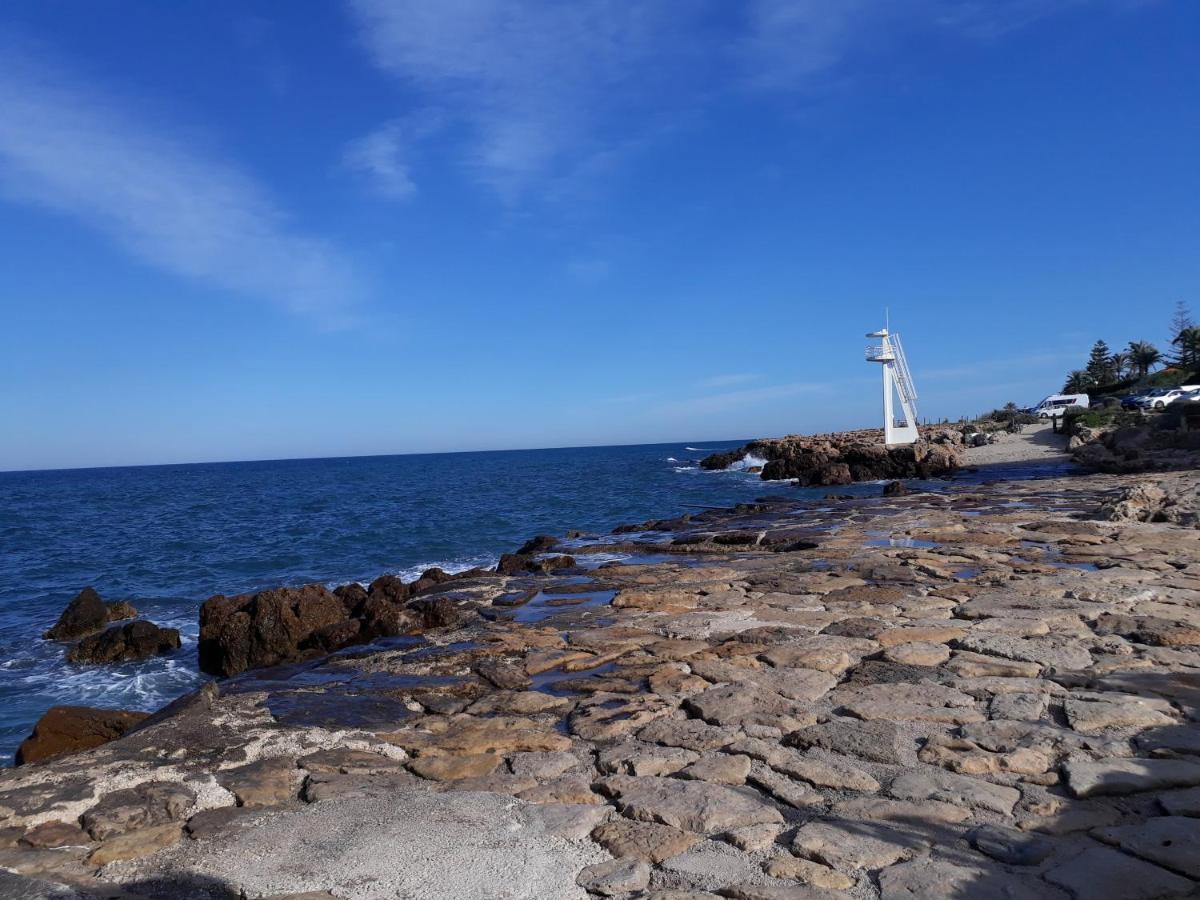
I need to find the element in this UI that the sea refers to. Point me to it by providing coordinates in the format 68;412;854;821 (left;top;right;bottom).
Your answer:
0;441;1067;763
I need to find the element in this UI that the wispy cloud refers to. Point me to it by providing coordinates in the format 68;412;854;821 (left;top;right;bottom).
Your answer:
347;1;1129;203
655;381;832;418
0;38;362;326
343;111;444;201
345;0;701;203
919;350;1082;383
740;0;1114;90
699;373;762;389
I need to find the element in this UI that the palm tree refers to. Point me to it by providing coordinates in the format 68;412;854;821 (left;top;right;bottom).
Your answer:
1063;370;1092;393
1171;327;1200;369
1128;340;1163;379
1110;351;1131;380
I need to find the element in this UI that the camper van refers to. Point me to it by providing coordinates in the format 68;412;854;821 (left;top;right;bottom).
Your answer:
1031;394;1089;419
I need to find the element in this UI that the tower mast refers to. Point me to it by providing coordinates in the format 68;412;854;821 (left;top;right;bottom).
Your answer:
865;323;920;446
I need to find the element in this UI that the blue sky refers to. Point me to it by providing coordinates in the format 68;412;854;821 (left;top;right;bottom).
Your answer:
1;0;1197;470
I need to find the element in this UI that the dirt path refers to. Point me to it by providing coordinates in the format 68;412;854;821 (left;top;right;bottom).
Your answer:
962;421;1070;466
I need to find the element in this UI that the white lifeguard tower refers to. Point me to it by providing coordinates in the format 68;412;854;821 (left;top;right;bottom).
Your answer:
866;322;920;446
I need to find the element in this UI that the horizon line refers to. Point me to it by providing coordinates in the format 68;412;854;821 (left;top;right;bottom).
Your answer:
0;436;752;477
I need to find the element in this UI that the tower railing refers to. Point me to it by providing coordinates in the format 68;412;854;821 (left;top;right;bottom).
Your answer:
890;333;918;407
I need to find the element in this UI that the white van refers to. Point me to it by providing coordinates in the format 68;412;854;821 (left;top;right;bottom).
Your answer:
1032;394;1089;419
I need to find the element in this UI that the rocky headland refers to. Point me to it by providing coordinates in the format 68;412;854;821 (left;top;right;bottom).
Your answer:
3;461;1200;898
700;429;963;485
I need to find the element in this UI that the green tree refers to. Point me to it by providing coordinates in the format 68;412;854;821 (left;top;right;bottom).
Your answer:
1063;370;1093;393
1085;340;1115;385
1128;340;1162;378
1110;350;1131;380
1171;300;1193;341
1172;326;1200;370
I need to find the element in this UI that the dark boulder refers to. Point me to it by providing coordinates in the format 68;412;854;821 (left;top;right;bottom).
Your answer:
334;582;369;614
105;601;138;622
409;567;453;595
367;574;410;605
43;587;108;640
15;706;149;765
359;596;421;640
702;430;960;485
67;620;181;664
882;480;910;497
44;588;143;642
302;619;364;654
408;596;470;630
517;535;559;555
198;584;348;677
496;553;533;576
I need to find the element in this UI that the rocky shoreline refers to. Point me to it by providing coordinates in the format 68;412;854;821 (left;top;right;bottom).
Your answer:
2;463;1200;899
699;429;963;485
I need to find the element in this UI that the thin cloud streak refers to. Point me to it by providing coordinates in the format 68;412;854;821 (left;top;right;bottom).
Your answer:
0;41;362;327
346;1;1128;203
699;373;762;389
655;381;832;418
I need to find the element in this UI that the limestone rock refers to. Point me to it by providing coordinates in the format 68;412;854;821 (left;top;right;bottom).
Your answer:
577;857;650;896
723;823;783;852
878;856;1065;900
88;823;182;866
637;718;741;752
968;825;1056;866
787;720;907;765
1044;846;1193;899
1063;758;1200;798
19;821;90;849
764;856;853;890
680;753;751;786
591;819;702;863
81;781;196;840
1096;817;1200;878
888;770;1019;815
1063;693;1175;734
790;821;922;872
601;775;783;834
956;634;1092;672
883;642;951;667
408;754;502;782
685;684;815;731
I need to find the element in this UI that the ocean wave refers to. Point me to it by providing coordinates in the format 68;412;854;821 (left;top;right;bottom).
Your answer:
666;457;678;462
726;453;768;472
684;447;716;452
361;554;499;587
673;466;698;472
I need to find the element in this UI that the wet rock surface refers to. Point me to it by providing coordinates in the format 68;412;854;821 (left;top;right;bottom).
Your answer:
4;466;1200;897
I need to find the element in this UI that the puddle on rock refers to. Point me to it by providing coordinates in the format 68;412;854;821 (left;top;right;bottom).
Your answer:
509;590;617;624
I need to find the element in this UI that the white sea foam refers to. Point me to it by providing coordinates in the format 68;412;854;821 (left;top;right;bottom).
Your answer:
685;447;716;451
673;466;698;472
727;453;768;472
666;457;678;462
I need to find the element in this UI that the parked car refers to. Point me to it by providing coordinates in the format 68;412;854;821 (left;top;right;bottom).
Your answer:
1121;389;1159;409
1142;385;1200;409
1031;393;1090;419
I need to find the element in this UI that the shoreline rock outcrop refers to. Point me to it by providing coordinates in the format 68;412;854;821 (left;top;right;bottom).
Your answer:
67;621;182;665
8;465;1200;899
701;428;963;485
1073;422;1200;473
14;706;149;765
43;587;138;642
